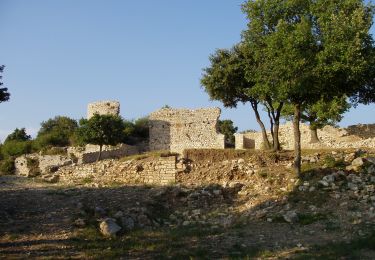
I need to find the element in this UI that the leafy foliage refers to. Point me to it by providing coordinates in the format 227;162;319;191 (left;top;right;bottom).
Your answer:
0;65;10;103
1;140;32;158
36;116;78;147
5;128;31;143
75;114;125;160
0;158;15;175
218;120;238;148
241;0;375;174
122;117;149;144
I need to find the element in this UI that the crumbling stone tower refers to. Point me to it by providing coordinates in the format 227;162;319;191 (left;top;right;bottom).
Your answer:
87;101;120;119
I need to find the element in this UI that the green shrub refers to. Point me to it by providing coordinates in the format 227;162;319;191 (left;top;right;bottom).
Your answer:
26;157;40;176
323;155;346;169
1;140;32;158
0;158;15;175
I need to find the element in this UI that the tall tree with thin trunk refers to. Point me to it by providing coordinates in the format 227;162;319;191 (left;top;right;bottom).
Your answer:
242;0;375;175
201;45;274;150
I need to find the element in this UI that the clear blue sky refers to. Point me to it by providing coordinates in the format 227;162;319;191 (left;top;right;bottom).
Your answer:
0;0;374;142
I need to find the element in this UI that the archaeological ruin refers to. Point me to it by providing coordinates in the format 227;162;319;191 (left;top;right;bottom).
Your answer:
87;100;120;119
149;107;225;154
235;122;375;150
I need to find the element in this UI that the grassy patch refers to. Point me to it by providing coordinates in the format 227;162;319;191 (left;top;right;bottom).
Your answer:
70;225;222;259
293;229;375;259
298;213;328;225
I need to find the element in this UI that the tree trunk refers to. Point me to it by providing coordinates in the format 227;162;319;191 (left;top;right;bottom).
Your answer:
309;126;320;143
272;102;283;151
96;144;103;162
251;102;271;150
293;104;302;176
273;123;280;151
267;108;275;148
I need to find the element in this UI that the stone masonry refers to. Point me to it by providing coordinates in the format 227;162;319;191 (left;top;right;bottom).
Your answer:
149;108;225;154
87;100;120;119
15;154;72;177
235;122;375;150
58;156;177;185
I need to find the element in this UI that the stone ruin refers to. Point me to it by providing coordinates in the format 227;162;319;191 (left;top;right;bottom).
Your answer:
87;100;120;119
149;107;225;154
235;122;375;150
12;99;375;186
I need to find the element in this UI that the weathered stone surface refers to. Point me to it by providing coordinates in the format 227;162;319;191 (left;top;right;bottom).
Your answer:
149;107;225;154
99;218;121;237
235;122;375;150
283;211;299;223
87;100;120;119
15;154;72;177
58;156;177;186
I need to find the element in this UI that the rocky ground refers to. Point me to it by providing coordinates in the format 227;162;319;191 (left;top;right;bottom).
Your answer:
1;149;375;259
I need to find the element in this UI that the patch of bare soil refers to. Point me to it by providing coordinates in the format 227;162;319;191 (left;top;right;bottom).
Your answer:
1;149;375;259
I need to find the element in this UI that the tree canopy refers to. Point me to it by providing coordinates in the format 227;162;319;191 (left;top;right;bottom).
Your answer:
76;114;125;161
218;120;238;148
0;65;10;103
241;0;374;175
36;116;78;147
5;128;31;143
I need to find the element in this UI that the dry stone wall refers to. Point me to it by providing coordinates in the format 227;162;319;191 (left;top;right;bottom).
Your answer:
235;122;375;150
15;154;72;177
87;100;120;119
149;108;225;154
58;156;177;185
68;144;139;164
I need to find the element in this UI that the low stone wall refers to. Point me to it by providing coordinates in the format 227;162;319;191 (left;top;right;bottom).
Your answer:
67;144;140;164
235;123;375;150
58;156;177;185
15;154;72;177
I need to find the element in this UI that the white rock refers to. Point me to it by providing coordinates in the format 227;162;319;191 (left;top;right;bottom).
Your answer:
352;157;365;167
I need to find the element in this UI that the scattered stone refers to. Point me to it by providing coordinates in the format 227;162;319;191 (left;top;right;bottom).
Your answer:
283;211;299;223
99;218;121;237
114;211;124;218
121;216;135;231
352;157;365;167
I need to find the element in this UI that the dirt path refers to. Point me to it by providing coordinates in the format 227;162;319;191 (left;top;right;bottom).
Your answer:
0;176;152;259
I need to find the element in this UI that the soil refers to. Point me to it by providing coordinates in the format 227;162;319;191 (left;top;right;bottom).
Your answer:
1;150;375;259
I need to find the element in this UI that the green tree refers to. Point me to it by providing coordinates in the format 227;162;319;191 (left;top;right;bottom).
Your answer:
5;128;31;143
282;97;351;143
76;114;125;161
36;116;78;147
0;65;10;103
201;45;274;150
242;0;374;175
218;120;238;148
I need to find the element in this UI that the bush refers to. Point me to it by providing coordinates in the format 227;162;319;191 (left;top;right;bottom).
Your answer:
36;132;71;148
1;140;32;158
0;158;15;175
36;116;78;148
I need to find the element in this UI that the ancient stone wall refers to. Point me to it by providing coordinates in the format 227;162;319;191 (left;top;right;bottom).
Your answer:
58;156;177;185
149;108;225;154
235;122;375;150
87;100;120;119
15;154;72;177
67;144;139;164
